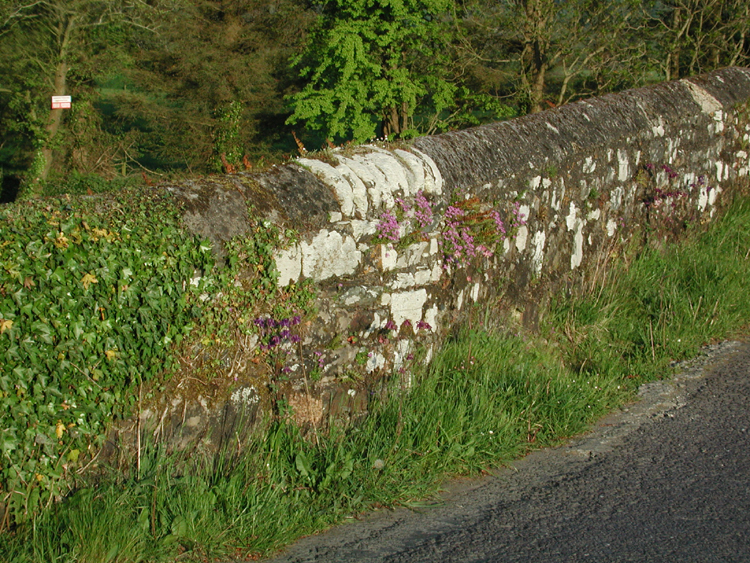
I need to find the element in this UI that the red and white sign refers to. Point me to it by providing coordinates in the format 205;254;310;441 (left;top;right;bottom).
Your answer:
51;96;72;109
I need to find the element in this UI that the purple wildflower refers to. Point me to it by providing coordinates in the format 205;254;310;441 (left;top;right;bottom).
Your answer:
445;205;464;220
385;319;397;331
416;320;431;331
377;210;401;242
414;191;433;228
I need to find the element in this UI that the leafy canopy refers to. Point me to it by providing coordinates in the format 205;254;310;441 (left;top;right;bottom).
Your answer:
287;0;457;143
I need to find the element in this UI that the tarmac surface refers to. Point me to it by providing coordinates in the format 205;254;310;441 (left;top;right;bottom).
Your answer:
265;340;750;563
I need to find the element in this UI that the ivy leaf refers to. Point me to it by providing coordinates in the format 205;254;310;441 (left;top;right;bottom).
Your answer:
81;273;98;290
0;318;12;334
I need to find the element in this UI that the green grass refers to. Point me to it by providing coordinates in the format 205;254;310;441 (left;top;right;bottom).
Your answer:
3;195;750;562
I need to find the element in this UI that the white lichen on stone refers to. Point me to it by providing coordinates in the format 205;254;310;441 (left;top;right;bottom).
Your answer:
682;80;723;115
379;244;398;271
275;244;302;286
515;225;528;252
390;289;428;328
301;230;361;280
607;219;617;237
366;352;386;373
532;230;546;275
390;273;416;290
231;386;259;406
470;282;480;302
617;149;630;182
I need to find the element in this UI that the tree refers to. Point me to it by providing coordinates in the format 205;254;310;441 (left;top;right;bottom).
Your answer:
0;0;165;195
287;0;484;143
115;0;316;173
645;0;750;81
458;0;649;114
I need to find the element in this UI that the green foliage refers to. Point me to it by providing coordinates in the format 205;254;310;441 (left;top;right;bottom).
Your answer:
0;191;214;524
287;0;474;143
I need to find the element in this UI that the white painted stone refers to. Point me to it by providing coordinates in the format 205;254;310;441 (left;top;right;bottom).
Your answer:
297;158;355;217
698;187;709;211
390;289;428;328
530;176;542;189
431;262;443;282
515;225;528;252
275;244;302;286
366;352;386;373
390;273;416;290
424;305;438;333
456;289;465;311
571;222;584;270
607;219;617;237
587;209;601;221
610;186;624;210
381;293;391;306
652;116;665;137
348;154;392;210
409;148;443;195
470;282;480;302
414;269;432;286
366;149;411;197
380;244;398;271
301;230;361;280
617;149;629;182
393;339;413;370
532;230;546;275
583;157;596;174
566;202;578;231
393;149;426;196
737;150;748;160
503;238;511;254
333;160;369;217
329;212;342;223
682;80;723;115
715;161;724;183
542;178;552;189
351;220;377;240
400;241;429;268
430;237;439;255
519;204;530;223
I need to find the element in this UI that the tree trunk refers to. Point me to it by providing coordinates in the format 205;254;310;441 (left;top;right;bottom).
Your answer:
39;14;75;182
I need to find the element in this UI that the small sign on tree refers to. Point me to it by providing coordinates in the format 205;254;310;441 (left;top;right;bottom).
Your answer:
51;96;72;109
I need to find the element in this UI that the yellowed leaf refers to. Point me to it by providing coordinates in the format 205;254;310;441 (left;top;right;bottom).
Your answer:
0;319;12;334
105;349;117;361
55;421;65;439
81;273;98;290
54;232;69;249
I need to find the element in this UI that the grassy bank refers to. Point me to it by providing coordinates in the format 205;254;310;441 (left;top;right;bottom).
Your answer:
3;195;750;562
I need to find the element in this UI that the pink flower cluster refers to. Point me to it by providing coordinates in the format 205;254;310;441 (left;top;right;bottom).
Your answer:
414;191;433;228
442;205;492;268
376;210;401;242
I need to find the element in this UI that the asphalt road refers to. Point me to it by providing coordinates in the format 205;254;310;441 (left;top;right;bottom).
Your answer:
265;340;750;563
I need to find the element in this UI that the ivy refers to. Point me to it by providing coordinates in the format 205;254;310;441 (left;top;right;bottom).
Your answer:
0;190;214;524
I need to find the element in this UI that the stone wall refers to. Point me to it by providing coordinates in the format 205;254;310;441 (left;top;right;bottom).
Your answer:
129;68;750;451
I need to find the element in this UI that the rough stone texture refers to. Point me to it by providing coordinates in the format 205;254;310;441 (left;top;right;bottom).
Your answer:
126;67;750;451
